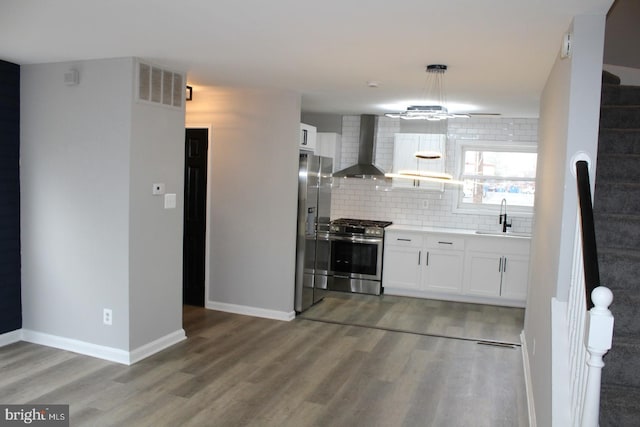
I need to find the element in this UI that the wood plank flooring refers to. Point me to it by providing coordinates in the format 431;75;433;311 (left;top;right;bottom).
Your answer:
0;303;529;426
302;291;525;345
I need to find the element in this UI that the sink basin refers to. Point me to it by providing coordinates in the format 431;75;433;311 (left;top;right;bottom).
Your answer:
474;231;532;238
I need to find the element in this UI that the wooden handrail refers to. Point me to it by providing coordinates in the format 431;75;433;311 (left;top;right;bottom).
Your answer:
575;160;600;310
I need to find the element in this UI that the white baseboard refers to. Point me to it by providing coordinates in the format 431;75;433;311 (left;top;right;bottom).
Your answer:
22;329;130;365
21;328;186;365
0;329;23;347
129;329;186;365
551;298;571;427
520;331;537;427
206;301;295;321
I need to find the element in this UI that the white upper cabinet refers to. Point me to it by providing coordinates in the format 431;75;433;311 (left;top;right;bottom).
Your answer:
391;133;446;191
299;123;317;151
315;132;342;171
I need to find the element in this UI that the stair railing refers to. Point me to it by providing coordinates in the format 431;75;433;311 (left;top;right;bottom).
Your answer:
568;159;614;427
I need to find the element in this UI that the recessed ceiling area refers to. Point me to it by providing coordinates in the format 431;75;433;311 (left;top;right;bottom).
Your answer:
0;0;613;117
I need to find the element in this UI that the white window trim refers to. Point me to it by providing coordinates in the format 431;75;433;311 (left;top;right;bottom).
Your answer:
452;140;537;217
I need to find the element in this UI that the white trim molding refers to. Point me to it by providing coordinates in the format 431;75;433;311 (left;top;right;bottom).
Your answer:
0;329;23;347
22;329;130;364
521;331;537;427
20;328;186;365
129;329;187;365
206;300;295;322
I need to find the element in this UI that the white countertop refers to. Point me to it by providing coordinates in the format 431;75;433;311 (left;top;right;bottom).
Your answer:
387;224;532;239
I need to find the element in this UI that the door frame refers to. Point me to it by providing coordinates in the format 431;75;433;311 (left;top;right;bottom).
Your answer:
185;123;213;309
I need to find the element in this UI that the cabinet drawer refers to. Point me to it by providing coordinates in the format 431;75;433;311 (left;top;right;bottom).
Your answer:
425;235;465;251
385;232;423;248
466;236;530;255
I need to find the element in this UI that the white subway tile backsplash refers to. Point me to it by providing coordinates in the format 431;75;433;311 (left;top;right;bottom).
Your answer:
331;116;538;232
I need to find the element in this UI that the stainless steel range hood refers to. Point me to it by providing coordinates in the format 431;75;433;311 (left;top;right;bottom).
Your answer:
332;114;386;178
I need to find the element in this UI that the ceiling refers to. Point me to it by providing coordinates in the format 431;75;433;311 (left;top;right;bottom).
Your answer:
0;0;613;117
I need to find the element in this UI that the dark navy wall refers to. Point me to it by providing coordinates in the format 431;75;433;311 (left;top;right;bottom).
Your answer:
0;59;21;334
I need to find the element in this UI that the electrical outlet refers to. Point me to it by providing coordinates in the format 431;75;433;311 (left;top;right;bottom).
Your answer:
103;308;113;326
422;200;429;209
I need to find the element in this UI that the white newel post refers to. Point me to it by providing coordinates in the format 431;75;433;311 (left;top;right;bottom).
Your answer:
581;286;614;427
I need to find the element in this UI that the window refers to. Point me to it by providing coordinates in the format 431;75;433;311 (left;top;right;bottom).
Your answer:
456;143;537;213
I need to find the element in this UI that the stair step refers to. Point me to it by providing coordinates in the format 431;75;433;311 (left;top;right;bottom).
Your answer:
600;384;640;427
608;290;640;337
595;154;640;182
598;129;640;155
602;71;621;85
602;336;640;388
599;248;640;292
602;84;640;106
595;213;640;251
600;106;640;129
594;182;640;214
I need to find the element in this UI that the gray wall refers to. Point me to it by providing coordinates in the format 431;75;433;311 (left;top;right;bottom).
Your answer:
21;58;132;349
300;113;342;133
20;57;185;352
604;0;640;68
129;88;185;349
524;14;606;426
186;87;300;315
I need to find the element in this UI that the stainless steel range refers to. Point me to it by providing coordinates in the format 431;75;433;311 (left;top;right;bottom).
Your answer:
317;218;392;296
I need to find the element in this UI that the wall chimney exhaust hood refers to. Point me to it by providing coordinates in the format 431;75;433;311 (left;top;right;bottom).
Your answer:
333;115;386;178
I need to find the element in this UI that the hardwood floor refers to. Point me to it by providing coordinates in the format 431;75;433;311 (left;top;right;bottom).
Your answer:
300;291;525;344
0;303;529;426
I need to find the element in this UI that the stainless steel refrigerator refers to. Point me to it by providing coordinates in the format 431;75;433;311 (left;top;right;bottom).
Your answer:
295;152;332;313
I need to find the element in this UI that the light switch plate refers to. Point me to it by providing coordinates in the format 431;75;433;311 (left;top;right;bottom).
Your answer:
164;193;177;209
152;183;165;195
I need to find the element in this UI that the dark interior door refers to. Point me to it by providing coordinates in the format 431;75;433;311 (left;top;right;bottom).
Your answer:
183;128;208;306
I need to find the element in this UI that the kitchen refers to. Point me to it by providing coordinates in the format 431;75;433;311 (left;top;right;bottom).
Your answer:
295;112;538;322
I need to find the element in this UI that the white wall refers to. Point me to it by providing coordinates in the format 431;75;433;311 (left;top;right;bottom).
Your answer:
331;116;538;233
524;14;607;426
186;87;300;318
21;57;186;358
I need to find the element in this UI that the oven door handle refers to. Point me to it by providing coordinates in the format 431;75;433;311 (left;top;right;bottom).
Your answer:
328;235;383;244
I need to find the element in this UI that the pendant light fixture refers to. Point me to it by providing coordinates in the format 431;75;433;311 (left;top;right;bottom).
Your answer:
385;64;469;121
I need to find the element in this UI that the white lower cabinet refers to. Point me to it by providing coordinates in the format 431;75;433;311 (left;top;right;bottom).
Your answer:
383;244;422;290
383;229;530;307
383;232;464;295
423;236;464;293
463;237;530;305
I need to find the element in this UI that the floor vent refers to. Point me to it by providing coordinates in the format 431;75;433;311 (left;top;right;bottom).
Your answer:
137;61;184;109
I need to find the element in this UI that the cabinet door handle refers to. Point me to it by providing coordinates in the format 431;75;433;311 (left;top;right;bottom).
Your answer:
302;129;308;146
426;251;429;266
397;238;412;242
498;257;502;272
418;251;421;265
503;257;507;272
438;241;453;245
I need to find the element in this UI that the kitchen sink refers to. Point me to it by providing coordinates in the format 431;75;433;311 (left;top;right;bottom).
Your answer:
474;231;532;238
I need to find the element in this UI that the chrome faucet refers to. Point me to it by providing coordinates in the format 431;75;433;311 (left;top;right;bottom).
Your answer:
499;198;512;233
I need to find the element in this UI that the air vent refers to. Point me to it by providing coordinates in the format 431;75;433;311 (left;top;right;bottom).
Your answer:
137;61;184;109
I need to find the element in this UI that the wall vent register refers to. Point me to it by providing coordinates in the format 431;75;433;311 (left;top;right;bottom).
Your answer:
137;61;184;109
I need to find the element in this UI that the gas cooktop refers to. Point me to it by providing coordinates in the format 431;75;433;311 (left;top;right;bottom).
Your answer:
329;218;393;237
331;218;393;228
